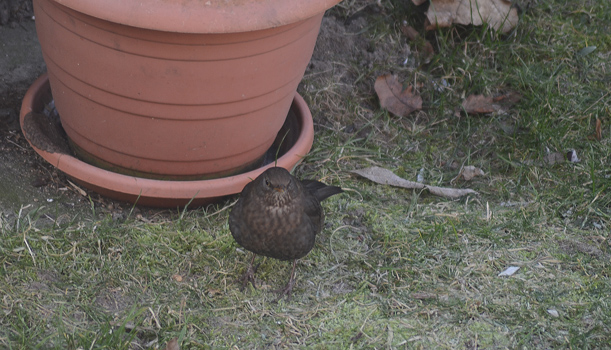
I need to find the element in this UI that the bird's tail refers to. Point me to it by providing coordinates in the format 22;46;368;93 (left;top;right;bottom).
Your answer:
302;180;343;202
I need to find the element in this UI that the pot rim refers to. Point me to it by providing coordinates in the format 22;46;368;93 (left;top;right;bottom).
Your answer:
50;0;342;33
20;73;315;207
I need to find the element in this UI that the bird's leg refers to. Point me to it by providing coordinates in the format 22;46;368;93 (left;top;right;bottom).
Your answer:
274;260;297;302
240;253;258;290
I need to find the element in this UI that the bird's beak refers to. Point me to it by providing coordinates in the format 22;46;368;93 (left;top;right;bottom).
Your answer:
273;187;284;193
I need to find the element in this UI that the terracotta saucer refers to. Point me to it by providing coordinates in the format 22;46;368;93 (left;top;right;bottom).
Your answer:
20;74;314;208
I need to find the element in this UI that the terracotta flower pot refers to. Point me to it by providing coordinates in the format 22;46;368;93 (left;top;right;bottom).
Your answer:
32;0;341;179
20;73;316;207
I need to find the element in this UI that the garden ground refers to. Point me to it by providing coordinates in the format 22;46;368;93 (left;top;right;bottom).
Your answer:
1;0;610;348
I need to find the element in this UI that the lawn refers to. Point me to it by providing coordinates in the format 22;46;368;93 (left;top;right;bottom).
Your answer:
1;0;610;348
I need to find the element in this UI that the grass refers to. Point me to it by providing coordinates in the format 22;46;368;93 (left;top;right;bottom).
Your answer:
1;0;610;348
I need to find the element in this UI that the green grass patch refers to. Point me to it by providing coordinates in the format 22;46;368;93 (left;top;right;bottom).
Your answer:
2;0;610;348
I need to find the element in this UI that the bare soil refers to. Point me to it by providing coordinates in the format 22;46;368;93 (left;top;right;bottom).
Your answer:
0;10;66;224
0;2;168;224
0;0;32;26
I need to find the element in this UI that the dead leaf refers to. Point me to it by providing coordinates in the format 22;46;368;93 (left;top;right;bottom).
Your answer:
400;24;420;42
374;74;423;117
522;151;570;167
164;338;180;350
558;239;603;257
351;166;477;199
399;24;435;62
426;185;479;198
542;152;565;166
171;274;183;282
462;95;496;114
207;288;222;297
493;91;521;105
352;166;425;189
461;92;520;115
589;118;602;140
558;239;605;257
411;292;440;300
424;0;519;34
458;165;485;181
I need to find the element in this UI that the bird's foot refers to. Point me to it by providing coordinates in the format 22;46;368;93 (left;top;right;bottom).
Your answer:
240;262;259;291
273;277;295;302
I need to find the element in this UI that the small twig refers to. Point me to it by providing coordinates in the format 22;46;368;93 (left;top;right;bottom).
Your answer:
203;199;236;219
67;179;87;197
16;204;32;230
149;307;161;329
6;138;26;150
582;91;610;114
47;241;77;257
23;225;36;266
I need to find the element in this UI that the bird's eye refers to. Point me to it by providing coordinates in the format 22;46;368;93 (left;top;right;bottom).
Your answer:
264;179;270;187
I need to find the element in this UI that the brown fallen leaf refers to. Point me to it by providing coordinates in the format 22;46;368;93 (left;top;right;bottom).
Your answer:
493;91;521;105
164;337;180;350
399;23;435;63
426;185;478;198
351;166;477;199
542;152;565;166
458;165;485;181
171;274;183;282
400;23;420;41
588;118;602;140
31;177;49;188
353;166;426;189
411;292;443;300
594;118;603;141
374;74;423;117
461;92;520;115
424;0;519;34
462;94;496;114
522;151;566;167
558;239;604;257
207;288;222;297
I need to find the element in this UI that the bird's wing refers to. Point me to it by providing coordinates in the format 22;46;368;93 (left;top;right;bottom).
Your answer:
302;194;324;234
228;180;256;243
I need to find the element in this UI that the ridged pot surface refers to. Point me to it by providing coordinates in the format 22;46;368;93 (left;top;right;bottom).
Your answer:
51;0;342;33
33;0;330;179
20;74;316;208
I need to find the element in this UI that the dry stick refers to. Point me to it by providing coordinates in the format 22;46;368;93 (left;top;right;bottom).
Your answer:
23;225;36;266
583;91;610;114
275;129;291;167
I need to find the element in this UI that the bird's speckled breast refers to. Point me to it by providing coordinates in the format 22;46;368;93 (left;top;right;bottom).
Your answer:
247;199;316;260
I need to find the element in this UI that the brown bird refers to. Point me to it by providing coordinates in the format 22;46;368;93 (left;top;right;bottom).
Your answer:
229;167;343;300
